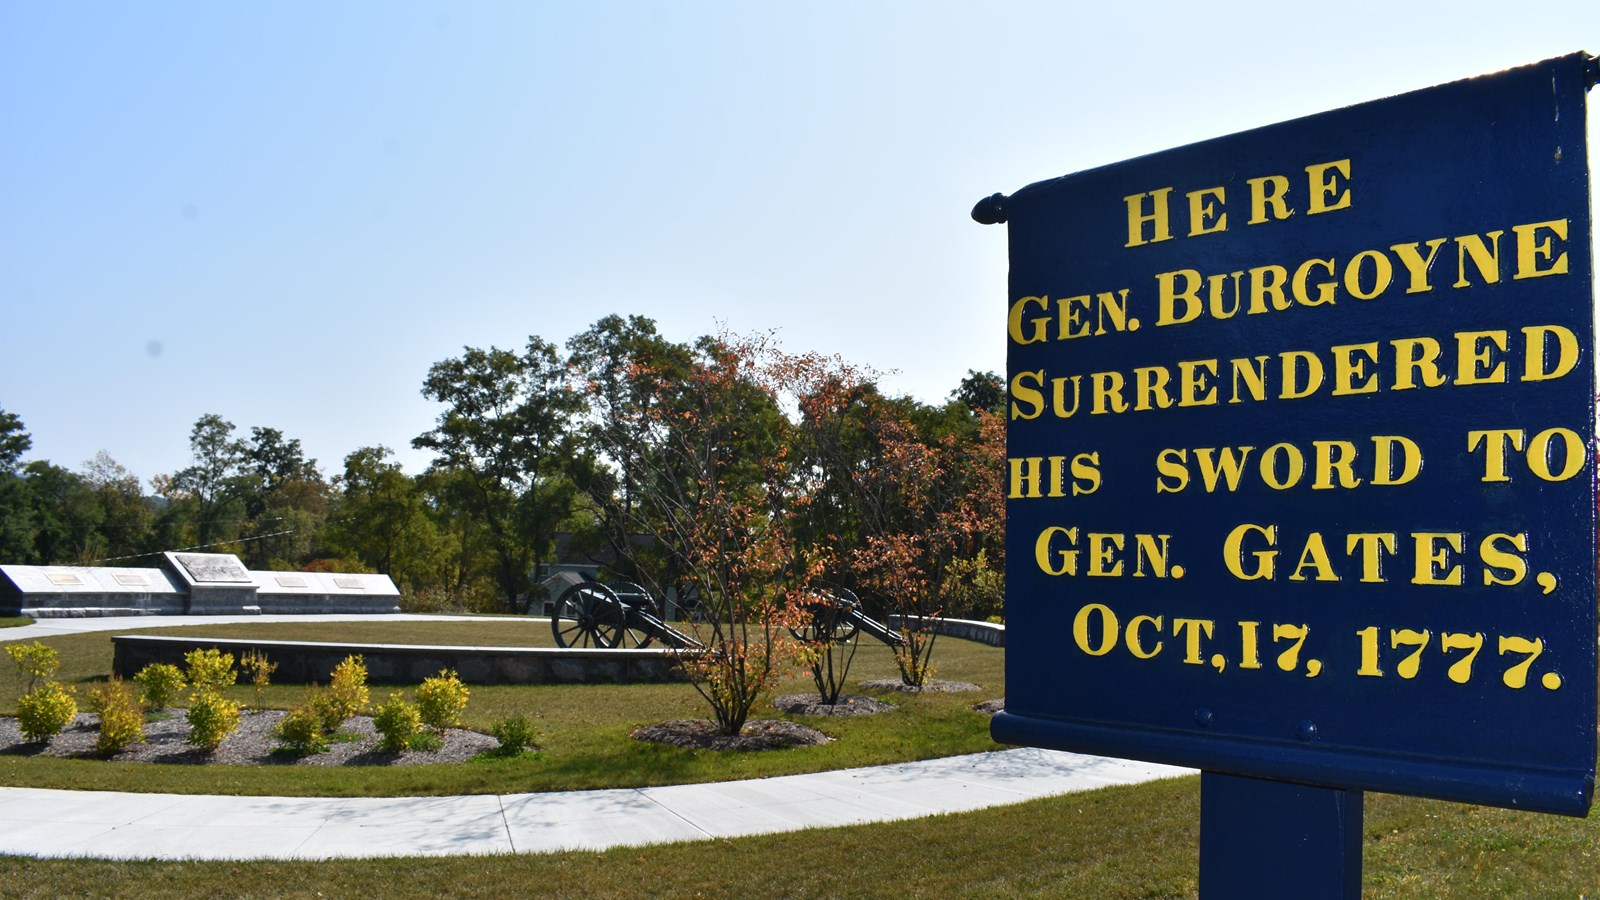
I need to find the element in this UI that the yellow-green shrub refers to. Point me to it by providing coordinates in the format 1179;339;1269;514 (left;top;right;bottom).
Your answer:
275;703;327;755
183;648;237;693
133;663;187;710
185;690;240;751
371;692;421;753
87;678;145;756
416;670;470;730
240;650;277;710
303;686;343;733
326;655;370;723
6;641;60;692
16;681;77;742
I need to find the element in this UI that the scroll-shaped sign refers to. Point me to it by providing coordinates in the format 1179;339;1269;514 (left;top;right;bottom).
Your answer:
992;53;1597;815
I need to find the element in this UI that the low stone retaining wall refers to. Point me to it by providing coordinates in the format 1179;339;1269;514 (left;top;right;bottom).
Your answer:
111;634;687;685
888;615;1005;648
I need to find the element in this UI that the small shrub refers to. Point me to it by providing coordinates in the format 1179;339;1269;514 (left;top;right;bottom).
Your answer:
371;692;421;753
326;655;370;723
240;650;277;710
490;715;537;754
275;703;327;755
16;681;77;742
304;686;344;734
185;689;241;751
416;670;470;730
408;729;444;751
183;648;237;693
6;641;60;692
133;663;187;710
87;678;145;756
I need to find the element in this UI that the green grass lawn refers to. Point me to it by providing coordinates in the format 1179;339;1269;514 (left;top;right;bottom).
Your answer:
0;620;1004;796
2;778;1598;898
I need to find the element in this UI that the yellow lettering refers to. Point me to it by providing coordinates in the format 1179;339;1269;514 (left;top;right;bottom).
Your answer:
1306;159;1352;214
1347;533;1397;583
1454;231;1505;287
1035;526;1079;576
1413;533;1464;586
1512;219;1568;280
1480;533;1528;586
1156;269;1204;325
1008;295;1051;345
1389;238;1448;293
1125;188;1175;247
1247;174;1293;224
1009;370;1045;421
1288;532;1340;581
1455;330;1507;385
1127;614;1164;659
1224;523;1277;580
1330;342;1379;395
1155;448;1189;494
1072;603;1117;656
1187;186;1227;236
1522;325;1578;382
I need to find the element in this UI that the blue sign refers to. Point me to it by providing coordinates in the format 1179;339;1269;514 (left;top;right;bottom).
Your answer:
991;53;1597;815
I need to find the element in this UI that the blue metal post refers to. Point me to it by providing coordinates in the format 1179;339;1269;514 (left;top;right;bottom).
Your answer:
1200;772;1362;899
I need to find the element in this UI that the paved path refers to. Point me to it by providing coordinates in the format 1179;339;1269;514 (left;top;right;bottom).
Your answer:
0;615;1194;861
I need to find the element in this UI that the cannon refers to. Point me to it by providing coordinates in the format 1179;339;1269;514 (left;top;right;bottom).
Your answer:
790;586;903;648
549;580;702;650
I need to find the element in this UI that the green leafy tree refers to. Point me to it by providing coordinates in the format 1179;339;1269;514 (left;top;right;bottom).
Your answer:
414;465;498;610
566;314;699;593
236;426;329;569
328;446;441;590
0;407;30;472
166;413;247;549
81;451;156;562
950;369;1005;415
414;338;585;613
0;407;33;562
19;461;103;564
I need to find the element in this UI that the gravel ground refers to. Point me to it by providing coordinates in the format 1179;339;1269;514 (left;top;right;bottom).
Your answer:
0;710;500;766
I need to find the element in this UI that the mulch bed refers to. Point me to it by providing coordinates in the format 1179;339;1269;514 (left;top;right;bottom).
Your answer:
972;698;1004;716
771;694;895;717
630;718;831;751
858;678;982;693
0;710;500;766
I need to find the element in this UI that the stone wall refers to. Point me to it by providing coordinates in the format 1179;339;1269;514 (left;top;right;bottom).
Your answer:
888;615;1006;647
112;634;688;685
0;554;400;618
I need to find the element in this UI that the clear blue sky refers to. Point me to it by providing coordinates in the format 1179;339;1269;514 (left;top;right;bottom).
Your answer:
2;2;1597;482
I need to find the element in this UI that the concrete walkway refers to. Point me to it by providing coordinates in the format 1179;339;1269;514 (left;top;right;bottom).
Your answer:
0;614;1194;861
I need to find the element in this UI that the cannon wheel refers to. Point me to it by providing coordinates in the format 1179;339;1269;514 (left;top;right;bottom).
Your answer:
789;590;860;645
551;582;626;648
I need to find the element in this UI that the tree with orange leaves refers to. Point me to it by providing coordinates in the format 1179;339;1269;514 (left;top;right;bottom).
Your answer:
573;325;841;734
797;381;1006;687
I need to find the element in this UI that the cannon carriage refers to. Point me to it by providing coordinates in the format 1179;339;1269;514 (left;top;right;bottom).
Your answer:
549;580;902;651
790;586;904;648
549;580;701;649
